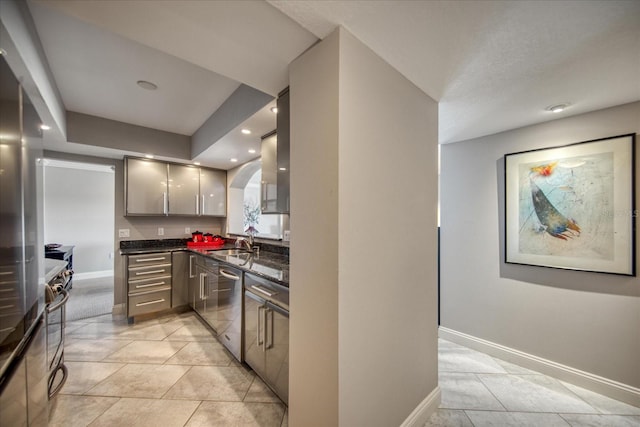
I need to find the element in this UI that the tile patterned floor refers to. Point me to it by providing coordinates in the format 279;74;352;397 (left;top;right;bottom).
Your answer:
426;339;640;427
50;311;287;427
52;311;639;427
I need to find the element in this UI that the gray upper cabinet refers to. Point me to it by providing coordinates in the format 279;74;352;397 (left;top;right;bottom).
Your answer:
125;157;168;215
260;131;278;214
200;168;227;216
125;157;226;217
260;87;290;214
168;163;200;215
276;87;290;214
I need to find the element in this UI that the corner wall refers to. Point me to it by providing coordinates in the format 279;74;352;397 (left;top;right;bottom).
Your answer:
440;102;640;402
289;27;440;426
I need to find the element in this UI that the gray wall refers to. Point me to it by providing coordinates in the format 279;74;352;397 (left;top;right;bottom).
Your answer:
289;27;439;426
44;164;114;275
440;102;640;391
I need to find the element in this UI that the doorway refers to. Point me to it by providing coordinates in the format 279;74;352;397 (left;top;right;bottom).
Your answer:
43;159;115;321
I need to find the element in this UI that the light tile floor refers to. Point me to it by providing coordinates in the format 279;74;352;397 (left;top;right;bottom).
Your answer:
52;311;639;427
50;311;287;427
426;339;640;427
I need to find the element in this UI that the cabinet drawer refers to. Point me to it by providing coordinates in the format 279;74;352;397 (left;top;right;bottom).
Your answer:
128;288;171;317
128;275;172;293
128;252;171;265
128;263;172;280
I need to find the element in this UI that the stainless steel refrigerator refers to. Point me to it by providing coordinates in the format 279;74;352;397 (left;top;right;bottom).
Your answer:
0;52;48;426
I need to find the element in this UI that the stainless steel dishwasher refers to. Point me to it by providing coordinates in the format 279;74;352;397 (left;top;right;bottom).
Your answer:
190;255;244;362
244;273;289;404
215;265;243;361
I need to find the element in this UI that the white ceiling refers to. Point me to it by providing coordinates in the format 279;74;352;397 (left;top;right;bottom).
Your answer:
26;0;640;167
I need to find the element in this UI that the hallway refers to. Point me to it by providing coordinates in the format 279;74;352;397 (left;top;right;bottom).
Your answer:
49;311;639;426
427;339;640;426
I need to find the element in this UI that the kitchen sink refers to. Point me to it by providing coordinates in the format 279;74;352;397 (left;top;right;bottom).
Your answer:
208;248;252;256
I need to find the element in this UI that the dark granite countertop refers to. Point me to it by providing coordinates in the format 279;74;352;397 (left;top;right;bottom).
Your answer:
119;239;289;286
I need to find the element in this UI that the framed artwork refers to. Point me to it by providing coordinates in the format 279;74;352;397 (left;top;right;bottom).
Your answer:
505;133;635;276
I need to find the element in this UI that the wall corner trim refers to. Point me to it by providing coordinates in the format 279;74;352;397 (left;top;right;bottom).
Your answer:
400;386;441;427
438;326;640;408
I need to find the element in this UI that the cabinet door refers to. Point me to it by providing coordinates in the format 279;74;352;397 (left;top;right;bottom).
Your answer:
168;164;200;215
171;252;188;307
126;158;167;215
243;291;266;376
265;304;289;404
199;168;226;216
260;133;278;214
276;88;290;213
201;267;219;332
187;255;199;310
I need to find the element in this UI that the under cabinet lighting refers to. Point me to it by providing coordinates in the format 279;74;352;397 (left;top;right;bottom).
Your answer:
193;162;201;166
241;129;251;135
248;149;256;154
230;158;238;163
145;154;154;159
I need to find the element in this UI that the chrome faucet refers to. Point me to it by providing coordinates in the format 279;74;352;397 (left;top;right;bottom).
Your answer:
235;238;253;252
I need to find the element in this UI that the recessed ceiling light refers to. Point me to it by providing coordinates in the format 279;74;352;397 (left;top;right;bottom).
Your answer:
39;124;51;130
546;103;571;113
137;80;158;91
241;129;251;135
270;107;278;114
230;158;238;163
145;154;154;159
248;149;256;154
193;161;201;166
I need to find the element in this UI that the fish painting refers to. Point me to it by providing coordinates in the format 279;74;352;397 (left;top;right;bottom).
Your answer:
529;178;580;240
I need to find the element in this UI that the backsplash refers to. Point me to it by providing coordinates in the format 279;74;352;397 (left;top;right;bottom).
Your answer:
116;216;225;241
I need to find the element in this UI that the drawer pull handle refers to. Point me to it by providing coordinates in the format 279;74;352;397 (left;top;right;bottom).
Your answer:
135;257;166;263
135;282;165;289
251;285;275;297
136;298;165;307
135;269;165;276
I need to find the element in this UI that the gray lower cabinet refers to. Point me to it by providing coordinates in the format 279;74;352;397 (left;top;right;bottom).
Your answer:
244;274;289;404
126;252;172;319
171;251;189;307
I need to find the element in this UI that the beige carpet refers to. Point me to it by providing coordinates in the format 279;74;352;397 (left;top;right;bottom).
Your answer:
65;276;114;321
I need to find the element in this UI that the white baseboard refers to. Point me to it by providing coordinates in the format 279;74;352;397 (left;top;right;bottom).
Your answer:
400;386;441;427
73;270;113;280
439;326;640;408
